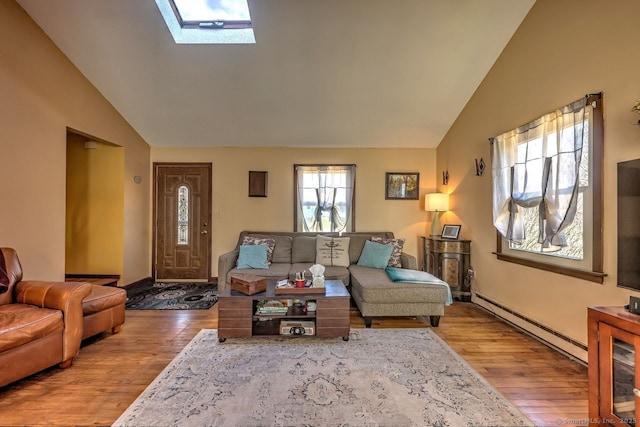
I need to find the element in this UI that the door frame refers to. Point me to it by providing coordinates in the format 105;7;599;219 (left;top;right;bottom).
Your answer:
152;162;213;281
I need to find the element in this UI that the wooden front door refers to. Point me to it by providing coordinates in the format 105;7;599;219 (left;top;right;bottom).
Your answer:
154;163;212;280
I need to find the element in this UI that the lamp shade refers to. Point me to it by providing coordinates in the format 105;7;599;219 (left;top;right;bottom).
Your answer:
424;193;450;212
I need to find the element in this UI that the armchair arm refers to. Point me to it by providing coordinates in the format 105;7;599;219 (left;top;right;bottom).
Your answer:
217;249;239;291
15;281;92;362
400;253;418;270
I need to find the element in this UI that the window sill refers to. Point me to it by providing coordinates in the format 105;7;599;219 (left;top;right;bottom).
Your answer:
494;252;606;284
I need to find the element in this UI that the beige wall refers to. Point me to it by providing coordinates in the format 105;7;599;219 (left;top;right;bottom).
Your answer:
437;0;640;345
152;147;437;277
66;136;124;277
11;0;639;346
0;1;150;284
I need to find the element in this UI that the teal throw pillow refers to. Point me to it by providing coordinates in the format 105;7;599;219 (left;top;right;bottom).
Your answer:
237;244;269;269
357;240;395;269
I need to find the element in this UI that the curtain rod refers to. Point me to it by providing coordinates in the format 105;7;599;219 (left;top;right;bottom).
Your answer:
488;92;603;144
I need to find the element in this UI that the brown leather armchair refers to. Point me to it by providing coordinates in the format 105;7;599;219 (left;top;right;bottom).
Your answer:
0;248;92;388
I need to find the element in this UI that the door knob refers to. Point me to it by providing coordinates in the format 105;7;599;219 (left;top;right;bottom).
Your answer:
201;230;208;234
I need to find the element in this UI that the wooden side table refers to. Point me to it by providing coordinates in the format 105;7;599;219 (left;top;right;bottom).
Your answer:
421;236;472;301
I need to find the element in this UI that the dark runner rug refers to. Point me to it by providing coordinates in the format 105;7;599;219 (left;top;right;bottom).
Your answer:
125;282;218;310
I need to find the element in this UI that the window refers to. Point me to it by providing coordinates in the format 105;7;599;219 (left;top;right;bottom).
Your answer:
491;93;604;283
177;185;189;245
294;165;356;232
155;0;255;44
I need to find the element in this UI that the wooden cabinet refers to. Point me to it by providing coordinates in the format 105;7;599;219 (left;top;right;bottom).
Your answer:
421;236;471;301
588;306;640;426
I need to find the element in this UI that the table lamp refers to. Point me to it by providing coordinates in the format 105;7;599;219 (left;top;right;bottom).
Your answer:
424;193;450;236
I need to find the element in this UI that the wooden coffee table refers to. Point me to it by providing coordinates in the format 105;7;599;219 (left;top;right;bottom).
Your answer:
217;279;350;342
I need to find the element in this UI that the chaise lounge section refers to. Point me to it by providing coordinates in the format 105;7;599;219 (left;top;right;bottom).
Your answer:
81;284;126;340
218;231;449;327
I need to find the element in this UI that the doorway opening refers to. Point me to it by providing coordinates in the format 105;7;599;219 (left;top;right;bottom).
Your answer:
65;129;124;284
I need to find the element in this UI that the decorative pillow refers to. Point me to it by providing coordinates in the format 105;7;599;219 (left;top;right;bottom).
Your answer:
357;241;395;269
236;244;269;269
242;236;276;264
315;236;351;268
0;250;8;294
371;236;405;268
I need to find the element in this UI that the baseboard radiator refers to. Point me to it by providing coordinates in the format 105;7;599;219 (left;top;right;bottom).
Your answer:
472;293;588;365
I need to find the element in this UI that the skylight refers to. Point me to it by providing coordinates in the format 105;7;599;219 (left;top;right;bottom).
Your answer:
172;0;251;29
156;0;255;44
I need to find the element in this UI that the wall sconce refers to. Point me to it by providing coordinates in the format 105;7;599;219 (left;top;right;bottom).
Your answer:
442;170;449;185
631;100;640;124
424;193;450;236
475;158;485;176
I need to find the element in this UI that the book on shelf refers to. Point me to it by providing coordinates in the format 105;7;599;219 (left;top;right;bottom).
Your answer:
255;299;289;315
256;307;288;315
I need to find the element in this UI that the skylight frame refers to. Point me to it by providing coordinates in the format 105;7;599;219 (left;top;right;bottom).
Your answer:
169;0;252;30
155;0;255;44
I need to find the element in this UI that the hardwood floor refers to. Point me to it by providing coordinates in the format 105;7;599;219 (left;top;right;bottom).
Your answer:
0;301;588;426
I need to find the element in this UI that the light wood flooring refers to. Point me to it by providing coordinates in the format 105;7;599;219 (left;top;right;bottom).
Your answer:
0;301;588;426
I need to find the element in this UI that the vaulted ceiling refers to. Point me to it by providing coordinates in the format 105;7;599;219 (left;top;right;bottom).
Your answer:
16;0;535;148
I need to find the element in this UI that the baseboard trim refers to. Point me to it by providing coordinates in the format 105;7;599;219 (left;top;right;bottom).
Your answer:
472;293;587;365
65;274;120;287
123;276;154;289
123;277;217;288
65;273;121;279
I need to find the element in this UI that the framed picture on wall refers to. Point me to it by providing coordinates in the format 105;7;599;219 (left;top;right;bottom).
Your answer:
248;171;268;197
385;172;419;200
441;224;461;239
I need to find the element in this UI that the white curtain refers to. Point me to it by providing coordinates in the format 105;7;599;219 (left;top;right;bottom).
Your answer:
491;97;589;251
296;165;355;232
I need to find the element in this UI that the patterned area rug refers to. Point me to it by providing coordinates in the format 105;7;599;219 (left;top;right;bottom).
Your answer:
113;329;533;426
125;282;218;310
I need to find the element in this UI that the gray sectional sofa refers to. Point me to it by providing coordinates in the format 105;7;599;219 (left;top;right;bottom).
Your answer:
218;231;449;327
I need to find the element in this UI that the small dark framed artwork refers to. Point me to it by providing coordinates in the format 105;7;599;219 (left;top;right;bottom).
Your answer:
385;172;419;200
441;224;461;239
248;171;268;197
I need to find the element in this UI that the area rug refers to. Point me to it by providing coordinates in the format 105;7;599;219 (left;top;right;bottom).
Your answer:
113;328;533;426
125;282;218;310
